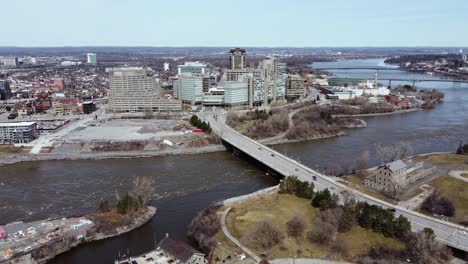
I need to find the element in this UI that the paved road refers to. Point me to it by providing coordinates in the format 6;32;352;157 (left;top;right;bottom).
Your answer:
449;170;468;183
200;109;468;252
271;259;352;264
221;207;261;263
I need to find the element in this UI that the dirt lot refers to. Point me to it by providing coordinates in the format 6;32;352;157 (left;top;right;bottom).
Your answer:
63;119;189;142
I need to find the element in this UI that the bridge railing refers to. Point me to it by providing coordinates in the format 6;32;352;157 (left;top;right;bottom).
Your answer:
219;115;468;239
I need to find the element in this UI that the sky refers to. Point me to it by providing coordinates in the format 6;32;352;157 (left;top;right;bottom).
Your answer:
2;0;468;47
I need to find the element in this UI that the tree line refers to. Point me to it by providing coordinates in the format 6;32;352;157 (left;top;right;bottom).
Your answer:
190;115;212;133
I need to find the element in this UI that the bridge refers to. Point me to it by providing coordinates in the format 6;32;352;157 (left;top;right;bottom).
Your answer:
314;67;399;71
200;109;468;252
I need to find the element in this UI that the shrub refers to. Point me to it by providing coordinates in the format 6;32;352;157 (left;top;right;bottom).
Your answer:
247;221;284;250
98;200;110;212
421;192;455;217
307;220;335;245
187;205;221;253
286;215;306;238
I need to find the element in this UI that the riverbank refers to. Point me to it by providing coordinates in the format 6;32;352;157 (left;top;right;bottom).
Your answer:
0;206;156;264
334;107;422;117
0;144;226;167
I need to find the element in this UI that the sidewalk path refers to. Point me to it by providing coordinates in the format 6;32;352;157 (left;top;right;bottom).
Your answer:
271;258;352;264
448;170;468;183
221;207;261;263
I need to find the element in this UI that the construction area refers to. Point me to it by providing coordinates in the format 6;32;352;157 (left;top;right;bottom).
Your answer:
51;117;220;154
0;217;95;262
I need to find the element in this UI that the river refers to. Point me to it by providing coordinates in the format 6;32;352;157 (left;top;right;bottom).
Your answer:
0;58;467;263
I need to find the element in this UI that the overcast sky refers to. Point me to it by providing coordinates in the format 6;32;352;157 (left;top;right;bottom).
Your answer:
2;0;468;47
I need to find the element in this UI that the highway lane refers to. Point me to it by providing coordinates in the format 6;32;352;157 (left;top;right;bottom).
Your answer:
200;109;468;252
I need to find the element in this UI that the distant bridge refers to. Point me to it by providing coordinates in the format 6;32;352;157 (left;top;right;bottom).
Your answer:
314;67;400;71
379;78;468;83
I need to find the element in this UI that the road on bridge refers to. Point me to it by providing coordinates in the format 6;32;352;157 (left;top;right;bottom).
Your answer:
199;108;468;252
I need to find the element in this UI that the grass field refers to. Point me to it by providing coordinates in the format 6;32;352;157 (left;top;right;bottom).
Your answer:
218;192;404;261
337;225;405;256
430;176;468;223
416;153;468;166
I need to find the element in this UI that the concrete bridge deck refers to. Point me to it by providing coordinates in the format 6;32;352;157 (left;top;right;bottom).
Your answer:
200;109;468;252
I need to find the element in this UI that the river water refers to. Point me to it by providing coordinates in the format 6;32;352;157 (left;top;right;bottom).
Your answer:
0;58;467;263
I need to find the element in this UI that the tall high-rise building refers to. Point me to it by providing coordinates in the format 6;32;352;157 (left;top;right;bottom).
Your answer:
286;75;306;100
2;57;18;67
107;67;181;113
229;48;246;70
463;54;468;63
163;62;170;71
0;80;12;100
172;73;204;104
87;53;97;65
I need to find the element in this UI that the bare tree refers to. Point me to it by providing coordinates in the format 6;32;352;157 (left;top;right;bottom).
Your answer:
384;180;401;200
376;142;414;164
355;151;370;172
247;221;284;250
286;215;306;238
130;175;156;204
405;232;451;264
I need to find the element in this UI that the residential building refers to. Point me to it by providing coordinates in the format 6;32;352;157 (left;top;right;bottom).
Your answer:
115;235;207;264
87;53;97;65
108;67;181;113
224;79;249;105
52;102;64;115
0;122;37;144
0;80;12;100
364;159;436;193
229;48;246;70
286;75;306;100
177;62;207;74
2;57;18;67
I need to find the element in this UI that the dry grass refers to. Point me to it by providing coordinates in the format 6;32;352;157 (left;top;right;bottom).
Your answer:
218;192;403;261
429;176;468;223
461;173;468;179
337;225;405;256
417;153;468;166
0;145;25;153
88;207;150;234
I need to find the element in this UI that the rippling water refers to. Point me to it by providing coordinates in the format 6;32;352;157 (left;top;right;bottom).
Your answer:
1;58;467;263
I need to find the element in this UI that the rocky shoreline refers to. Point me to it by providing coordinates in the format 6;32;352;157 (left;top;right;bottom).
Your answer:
0;145;226;167
1;206;156;264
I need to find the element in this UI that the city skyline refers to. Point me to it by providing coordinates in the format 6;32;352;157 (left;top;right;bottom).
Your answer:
3;0;468;47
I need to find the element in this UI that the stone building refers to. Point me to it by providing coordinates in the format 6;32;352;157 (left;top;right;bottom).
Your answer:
364;159;436;193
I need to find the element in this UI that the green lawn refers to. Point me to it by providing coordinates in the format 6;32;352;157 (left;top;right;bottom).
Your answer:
430;176;468;223
219;192;404;261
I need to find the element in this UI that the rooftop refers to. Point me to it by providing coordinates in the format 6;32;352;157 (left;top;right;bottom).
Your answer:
384;159;408;172
0;121;36;127
158;237;202;263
